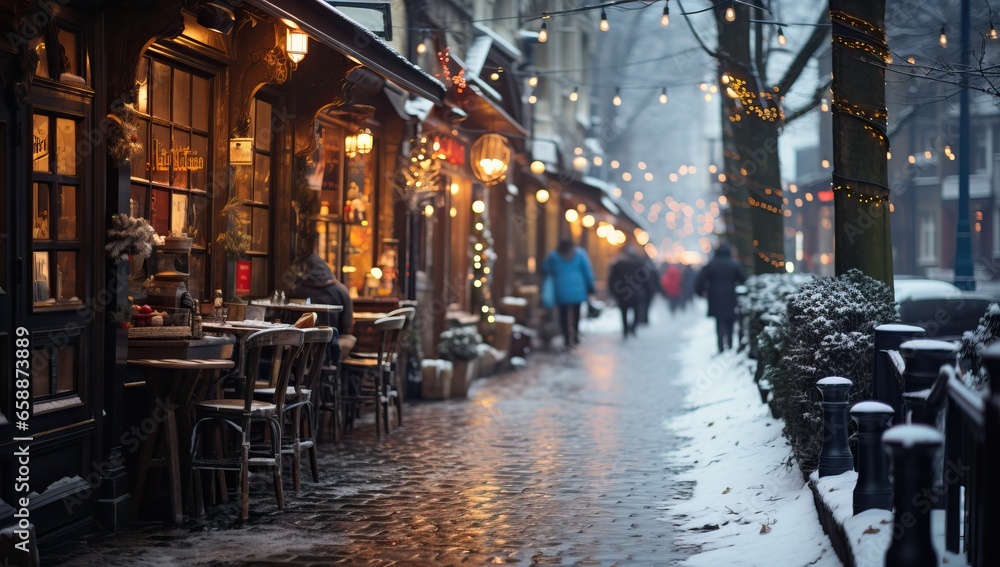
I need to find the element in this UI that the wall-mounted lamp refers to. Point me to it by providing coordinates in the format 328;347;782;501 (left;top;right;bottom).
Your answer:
286;28;309;64
345;127;374;158
229;137;253;165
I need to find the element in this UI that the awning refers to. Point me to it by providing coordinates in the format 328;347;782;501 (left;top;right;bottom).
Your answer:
247;0;446;105
465;84;531;138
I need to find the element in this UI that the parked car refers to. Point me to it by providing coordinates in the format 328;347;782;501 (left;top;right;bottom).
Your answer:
894;277;996;341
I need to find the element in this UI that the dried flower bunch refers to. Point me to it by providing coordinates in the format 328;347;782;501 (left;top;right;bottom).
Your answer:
106;213;156;263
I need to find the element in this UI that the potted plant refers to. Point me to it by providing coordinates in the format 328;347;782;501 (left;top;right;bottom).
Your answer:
437;326;482;398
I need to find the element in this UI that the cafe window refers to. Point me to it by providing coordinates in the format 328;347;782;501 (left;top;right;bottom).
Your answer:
30;330;83;400
236;98;274;298
131;56;212;299
27;21;89;85
31;112;84;309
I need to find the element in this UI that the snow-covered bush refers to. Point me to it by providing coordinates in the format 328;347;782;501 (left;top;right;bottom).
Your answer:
763;269;898;474
958;302;1000;390
740;273;812;361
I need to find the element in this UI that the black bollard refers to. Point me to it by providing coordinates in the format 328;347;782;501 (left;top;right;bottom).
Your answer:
851;401;895;514
883;424;942;567
899;339;956;423
817;377;854;477
873;324;926;419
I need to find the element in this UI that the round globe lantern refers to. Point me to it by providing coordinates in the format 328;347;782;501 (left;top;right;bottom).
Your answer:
469;133;511;186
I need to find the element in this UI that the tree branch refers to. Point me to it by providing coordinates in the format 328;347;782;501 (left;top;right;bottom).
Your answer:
677;0;719;59
774;5;831;95
781;78;832;128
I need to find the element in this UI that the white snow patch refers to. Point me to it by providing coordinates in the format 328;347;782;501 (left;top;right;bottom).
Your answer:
664;317;840;567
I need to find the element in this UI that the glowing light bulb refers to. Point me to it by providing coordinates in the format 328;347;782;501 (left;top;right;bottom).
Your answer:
820;98;829;112
528;94;537;104
416;40;427;55
600;9;610;31
569;86;579;101
659;87;668;104
538;22;548;43
490;71;500;81
528;75;538;87
661;4;670;27
535;189;550;203
613;89;622;106
991;23;998;40
777;26;786;46
725;4;736;22
939;27;948;47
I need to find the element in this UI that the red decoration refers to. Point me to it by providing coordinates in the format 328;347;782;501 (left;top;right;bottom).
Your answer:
235;260;252;296
436;136;466;166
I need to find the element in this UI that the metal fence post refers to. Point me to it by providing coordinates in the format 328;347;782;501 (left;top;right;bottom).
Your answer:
899;339;957;423
873;324;925;421
817;377;854;477
851;401;894;514
883;424;943;567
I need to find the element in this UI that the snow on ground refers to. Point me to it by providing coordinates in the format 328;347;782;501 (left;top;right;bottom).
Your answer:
662;316;841;567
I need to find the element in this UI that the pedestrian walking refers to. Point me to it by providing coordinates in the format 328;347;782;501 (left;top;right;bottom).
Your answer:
636;254;659;325
660;263;683;315
608;246;649;338
694;243;746;353
543;238;595;348
680;264;697;310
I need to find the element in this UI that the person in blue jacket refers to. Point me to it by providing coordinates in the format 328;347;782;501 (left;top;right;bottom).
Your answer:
544;238;595;348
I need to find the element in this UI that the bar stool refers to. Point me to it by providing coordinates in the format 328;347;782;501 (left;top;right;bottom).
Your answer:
189;328;304;520
348;307;414;427
127;358;235;523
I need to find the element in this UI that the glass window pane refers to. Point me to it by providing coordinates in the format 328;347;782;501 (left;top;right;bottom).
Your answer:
32;251;51;304
56;118;77;175
130;185;148;218
188;252;205;300
251;207;269;252
32;349;51;397
171;129;190;189
192;75;210;131
191;195;209;248
31;36;49;78
57;28;79;79
32;114;50;172
151;60;170;120
136;57;149;114
58;185;78;241
150;188;170;235
170;192;188;237
171;69;190;126
251;257;268;298
56;251;79;302
33;183;50;241
234;163;252;200
56;343;76;393
133;119;149;179
254;100;272;150
190;135;208;191
253;153;270;203
151;124;170;185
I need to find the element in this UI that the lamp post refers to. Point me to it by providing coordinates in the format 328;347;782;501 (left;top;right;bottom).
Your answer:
954;0;975;290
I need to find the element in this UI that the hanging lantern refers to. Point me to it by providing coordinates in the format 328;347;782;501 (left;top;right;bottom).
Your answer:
469;133;511;186
285;28;309;63
356;128;374;155
345;133;358;158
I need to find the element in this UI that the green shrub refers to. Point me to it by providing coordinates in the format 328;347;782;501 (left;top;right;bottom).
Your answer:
764;269;898;474
958;302;1000;390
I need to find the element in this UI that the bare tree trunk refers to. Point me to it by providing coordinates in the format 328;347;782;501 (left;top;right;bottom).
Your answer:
830;1;893;285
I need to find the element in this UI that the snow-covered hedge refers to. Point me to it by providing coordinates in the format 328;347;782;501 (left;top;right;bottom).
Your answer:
763;269;898;474
958;302;1000;390
740;273;813;359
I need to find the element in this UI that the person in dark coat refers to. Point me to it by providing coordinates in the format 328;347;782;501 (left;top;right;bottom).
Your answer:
681;264;697;310
289;253;354;361
608;247;650;338
694;243;746;353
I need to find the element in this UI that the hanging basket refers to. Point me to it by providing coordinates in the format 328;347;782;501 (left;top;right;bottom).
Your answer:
469;133;510;186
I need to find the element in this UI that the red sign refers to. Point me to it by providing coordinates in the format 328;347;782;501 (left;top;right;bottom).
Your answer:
235;260;251;296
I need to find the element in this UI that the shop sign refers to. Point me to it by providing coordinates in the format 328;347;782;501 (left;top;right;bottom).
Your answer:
235;260;251;296
153;138;205;171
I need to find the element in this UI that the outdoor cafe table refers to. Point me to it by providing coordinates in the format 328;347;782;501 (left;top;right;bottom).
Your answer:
202;321;293;387
127;357;235;523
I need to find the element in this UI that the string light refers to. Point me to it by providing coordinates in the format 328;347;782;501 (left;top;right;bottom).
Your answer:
725;2;736;23
939;26;947;47
528;75;538;87
569;86;579;101
661;2;670;27
613;88;622;106
659;86;668;103
777;26;786;46
600;9;610;32
538;21;548;43
416;33;428;54
528;94;537;104
991;22;998;40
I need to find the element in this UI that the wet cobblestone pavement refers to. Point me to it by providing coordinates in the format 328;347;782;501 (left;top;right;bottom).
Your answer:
45;307;699;566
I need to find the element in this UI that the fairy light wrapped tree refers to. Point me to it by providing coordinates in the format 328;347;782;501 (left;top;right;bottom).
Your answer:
468;133;511;336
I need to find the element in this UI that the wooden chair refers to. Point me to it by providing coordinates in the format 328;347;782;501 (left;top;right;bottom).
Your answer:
189;328;304;520
254;326;334;493
339;315;406;439
349;307;415;427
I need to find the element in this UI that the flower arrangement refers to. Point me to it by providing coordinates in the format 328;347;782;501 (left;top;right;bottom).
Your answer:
106;213;156;263
216;196;253;257
437;326;482;361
